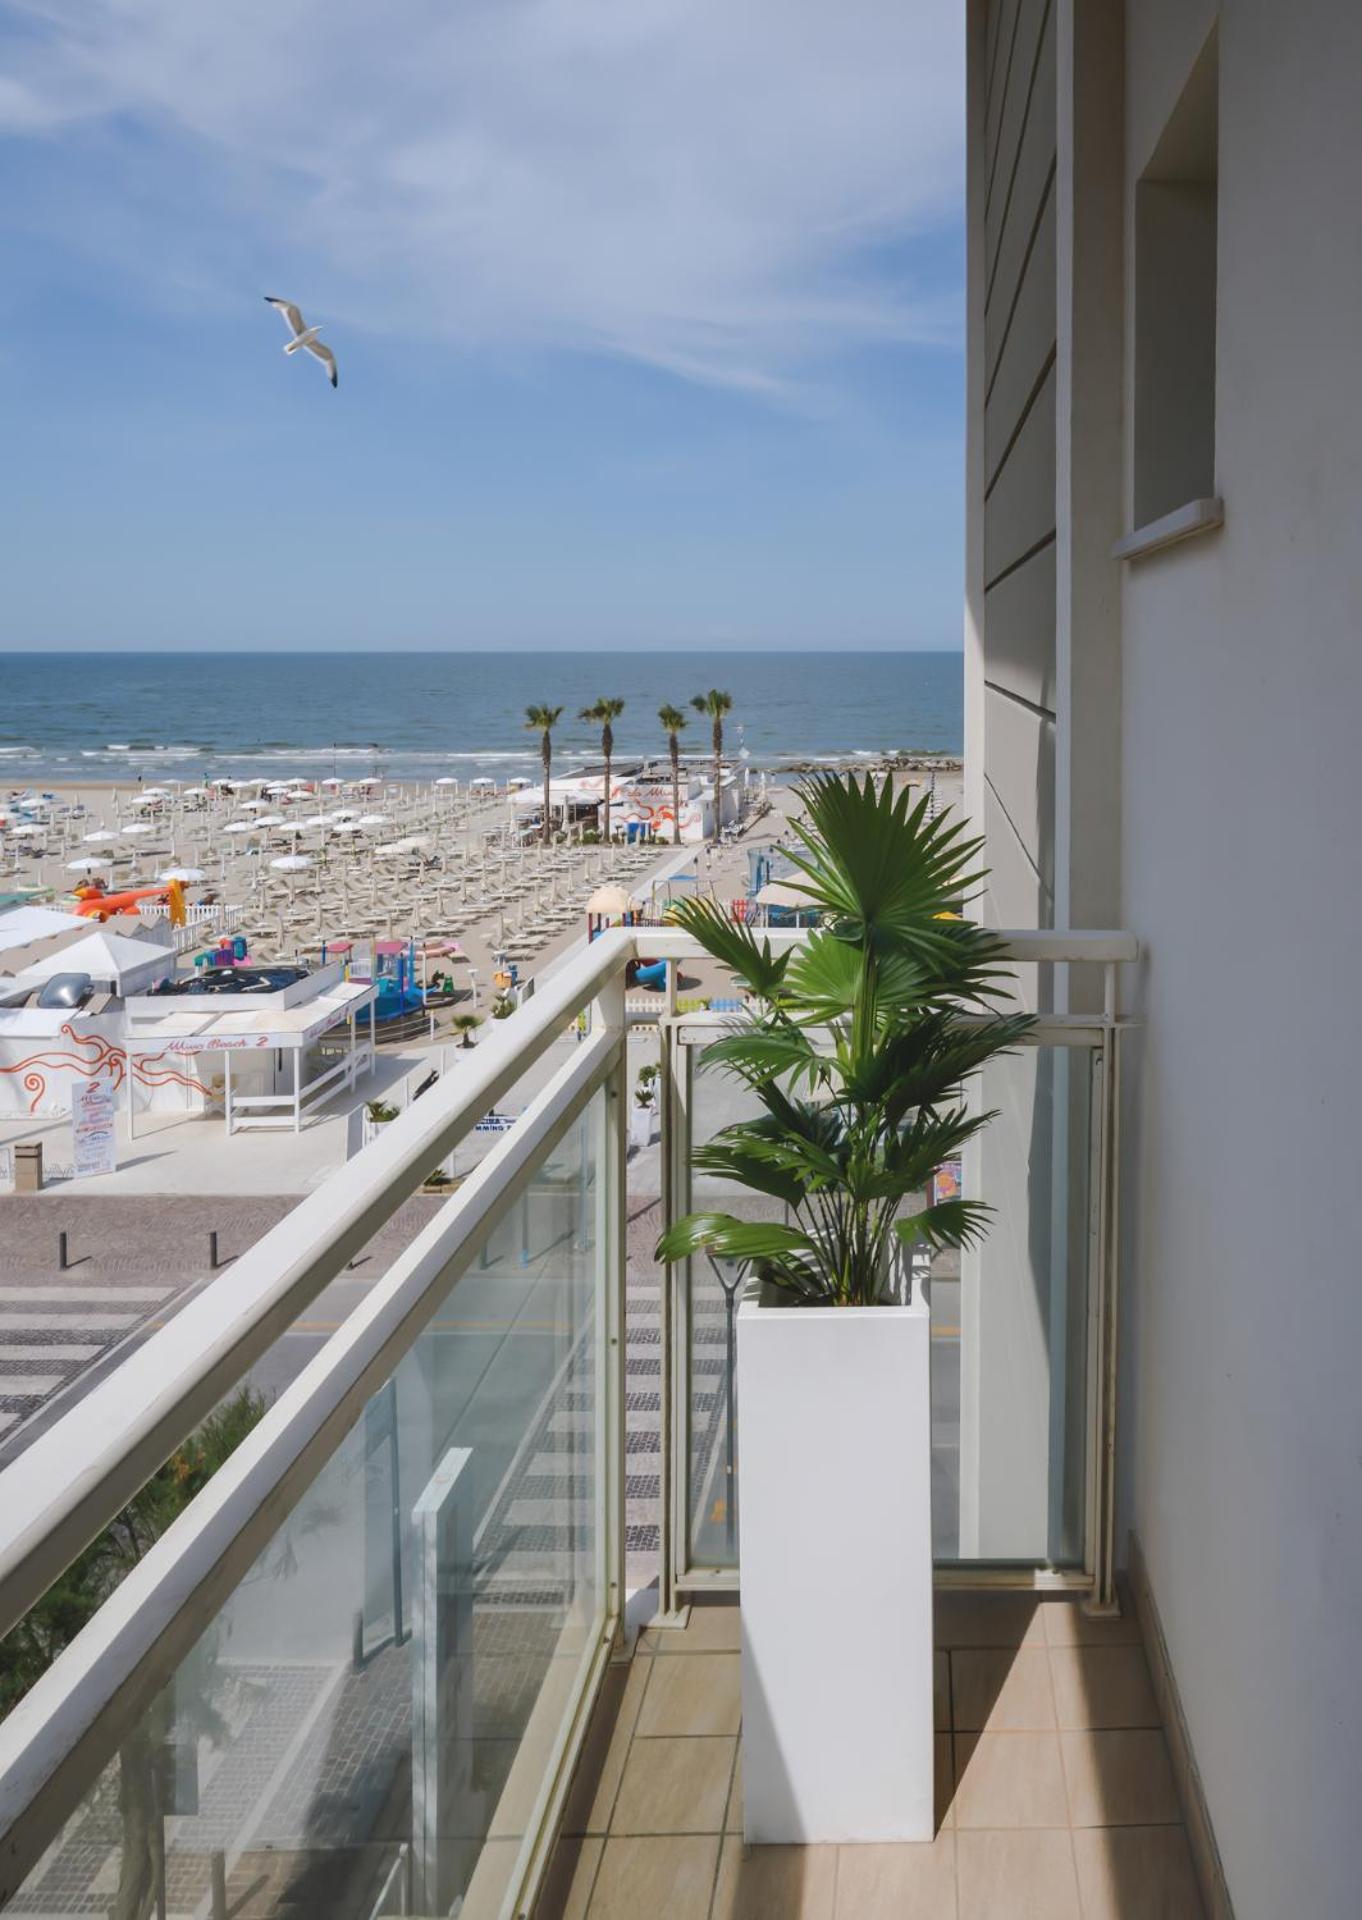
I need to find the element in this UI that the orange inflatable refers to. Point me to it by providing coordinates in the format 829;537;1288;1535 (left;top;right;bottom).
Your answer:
74;878;186;927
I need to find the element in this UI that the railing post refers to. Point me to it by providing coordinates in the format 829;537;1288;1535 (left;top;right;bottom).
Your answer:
593;957;629;1640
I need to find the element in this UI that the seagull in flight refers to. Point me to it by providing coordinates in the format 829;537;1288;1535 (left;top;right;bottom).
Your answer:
263;296;338;388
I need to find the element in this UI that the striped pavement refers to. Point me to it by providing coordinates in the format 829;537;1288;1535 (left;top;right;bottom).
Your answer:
0;1282;181;1444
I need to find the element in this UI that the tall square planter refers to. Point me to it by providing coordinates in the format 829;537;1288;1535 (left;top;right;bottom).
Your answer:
736;1278;934;1844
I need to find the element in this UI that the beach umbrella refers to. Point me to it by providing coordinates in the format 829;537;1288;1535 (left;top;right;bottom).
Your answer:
253;813;286;827
270;854;312;873
10;824;46;838
83;830;118;844
240;799;271;812
222;821;255;836
67;855;112;873
333;821;365;837
358;813;391;828
587;884;634;916
159;866;205;883
435;777;458;787
301;813;335;828
273;820;307;835
121;823;154;837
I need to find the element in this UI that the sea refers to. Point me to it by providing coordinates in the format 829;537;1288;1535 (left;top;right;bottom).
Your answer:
0;651;961;787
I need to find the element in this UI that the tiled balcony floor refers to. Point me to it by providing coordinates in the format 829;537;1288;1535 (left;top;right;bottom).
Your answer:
539;1592;1205;1919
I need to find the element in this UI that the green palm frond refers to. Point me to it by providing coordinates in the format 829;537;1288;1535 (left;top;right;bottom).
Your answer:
664;896;791;999
894;1198;995;1251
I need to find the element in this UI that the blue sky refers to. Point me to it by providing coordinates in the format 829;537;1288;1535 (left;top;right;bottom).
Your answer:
0;2;964;654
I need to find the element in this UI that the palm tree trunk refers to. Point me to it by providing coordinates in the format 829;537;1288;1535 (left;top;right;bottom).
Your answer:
603;750;612;844
541;737;551;847
671;739;681;845
712;722;723;843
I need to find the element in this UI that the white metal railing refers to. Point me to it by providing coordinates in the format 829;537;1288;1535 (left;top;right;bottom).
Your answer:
0;922;1136;1914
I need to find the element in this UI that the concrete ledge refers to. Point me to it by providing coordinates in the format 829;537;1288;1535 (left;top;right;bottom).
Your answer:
1113;496;1224;561
1128;1532;1235;1920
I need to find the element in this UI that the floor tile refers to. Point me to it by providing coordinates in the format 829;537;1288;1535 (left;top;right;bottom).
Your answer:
956;1829;1081;1919
1060;1729;1179;1827
936;1591;1047;1649
934;1650;950;1729
641;1605;743;1655
562;1656;653;1835
1050;1646;1159;1730
935;1732;955;1832
636;1651;742;1737
610;1735;735;1835
1071;1825;1204;1918
953;1731;1069;1828
726;1747;744;1832
711;1837;837;1919
833;1835;957;1918
952;1647;1057;1731
1043;1600;1143;1648
586;1835;721;1920
538;1836;603;1920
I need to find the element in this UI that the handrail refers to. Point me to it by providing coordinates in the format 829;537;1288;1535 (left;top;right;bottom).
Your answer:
0;1029;623;1900
0;926;636;1644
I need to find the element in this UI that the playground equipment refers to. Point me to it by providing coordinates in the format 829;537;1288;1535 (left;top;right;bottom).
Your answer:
74;879;186;927
632;959;668;992
368;938;427;1022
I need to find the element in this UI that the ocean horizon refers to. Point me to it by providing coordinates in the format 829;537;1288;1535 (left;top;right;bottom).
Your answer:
0;650;962;785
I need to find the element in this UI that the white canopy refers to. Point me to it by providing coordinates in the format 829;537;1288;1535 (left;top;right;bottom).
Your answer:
17;929;174;995
0;906;89;944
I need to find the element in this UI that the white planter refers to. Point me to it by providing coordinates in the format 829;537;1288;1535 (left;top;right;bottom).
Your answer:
629;1103;653;1151
736;1276;934;1844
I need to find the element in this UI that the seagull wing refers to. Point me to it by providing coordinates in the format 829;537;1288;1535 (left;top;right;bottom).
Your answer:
264;295;306;337
304;338;339;388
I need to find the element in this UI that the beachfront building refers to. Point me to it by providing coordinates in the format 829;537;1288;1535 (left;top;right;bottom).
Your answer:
513;765;745;843
963;3;1361;1914
0;7;1357;1919
0;907;376;1133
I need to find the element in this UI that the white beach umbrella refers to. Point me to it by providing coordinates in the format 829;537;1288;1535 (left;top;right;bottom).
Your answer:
435;777;459;787
222;821;255;836
121;823;154;837
358;814;391;828
270;854;312;873
159;866;205;883
67;855;112;873
10;824;46;839
333;821;365;837
253;813;286;828
301;813;335;829
240;799;271;812
180;786;209;800
82;830;118;843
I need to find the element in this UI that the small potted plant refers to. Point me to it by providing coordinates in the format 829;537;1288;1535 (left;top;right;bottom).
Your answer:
629;1074;656;1152
657;774;1032;1846
365;1098;399;1125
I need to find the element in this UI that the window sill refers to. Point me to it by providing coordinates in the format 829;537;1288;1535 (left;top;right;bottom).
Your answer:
1113;497;1224;562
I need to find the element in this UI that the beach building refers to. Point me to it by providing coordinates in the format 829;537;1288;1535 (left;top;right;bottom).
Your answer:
0;904;376;1132
0;7;1358;1919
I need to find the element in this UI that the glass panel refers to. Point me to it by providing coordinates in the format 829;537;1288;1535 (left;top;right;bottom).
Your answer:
946;1043;1095;1566
683;1040;781;1573
7;1097;604;1920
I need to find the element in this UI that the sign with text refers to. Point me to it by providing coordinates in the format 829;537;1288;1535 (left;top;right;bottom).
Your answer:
71;1080;117;1179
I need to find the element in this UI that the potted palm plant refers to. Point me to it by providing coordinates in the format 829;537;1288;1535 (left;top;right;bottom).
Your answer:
657;774;1033;1845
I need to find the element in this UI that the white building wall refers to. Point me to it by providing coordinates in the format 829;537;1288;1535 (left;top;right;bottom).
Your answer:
1117;3;1362;1915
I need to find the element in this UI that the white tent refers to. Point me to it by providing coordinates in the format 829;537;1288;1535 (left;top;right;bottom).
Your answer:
16;929;174;995
0;906;89;944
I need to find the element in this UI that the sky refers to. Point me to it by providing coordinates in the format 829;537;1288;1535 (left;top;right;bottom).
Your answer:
0;1;965;654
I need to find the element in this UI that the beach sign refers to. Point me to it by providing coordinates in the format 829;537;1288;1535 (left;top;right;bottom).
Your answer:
71;1079;118;1179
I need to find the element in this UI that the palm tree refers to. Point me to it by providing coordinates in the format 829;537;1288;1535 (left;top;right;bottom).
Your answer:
690;689;733;843
657;775;1035;1305
450;1011;482;1048
524;704;563;847
657;704;689;845
581;697;626;843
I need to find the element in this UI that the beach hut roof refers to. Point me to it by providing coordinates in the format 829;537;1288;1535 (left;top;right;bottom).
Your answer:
756;881;815;910
16;928;174;994
0;906;89;945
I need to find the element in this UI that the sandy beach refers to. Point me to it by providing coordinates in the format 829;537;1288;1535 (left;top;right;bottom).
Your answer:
2;761;964;1045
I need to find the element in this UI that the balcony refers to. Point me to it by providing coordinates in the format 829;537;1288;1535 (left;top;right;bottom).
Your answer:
0;924;1161;1920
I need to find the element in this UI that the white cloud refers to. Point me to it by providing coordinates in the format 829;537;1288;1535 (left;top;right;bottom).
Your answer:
2;0;963;389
